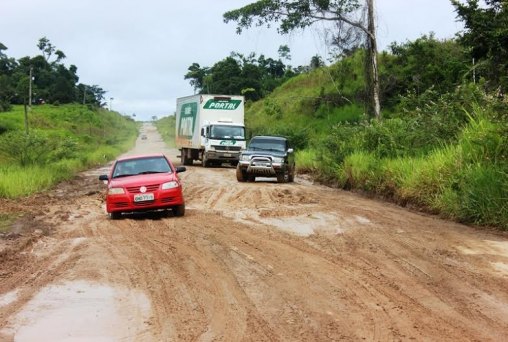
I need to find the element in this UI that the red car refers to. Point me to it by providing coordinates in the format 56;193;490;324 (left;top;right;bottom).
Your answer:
99;154;186;219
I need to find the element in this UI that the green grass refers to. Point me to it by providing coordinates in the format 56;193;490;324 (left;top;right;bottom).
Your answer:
154;116;176;148
0;104;138;198
243;50;507;229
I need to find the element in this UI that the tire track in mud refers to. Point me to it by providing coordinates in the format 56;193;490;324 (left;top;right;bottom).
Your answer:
2;124;508;341
191;168;506;339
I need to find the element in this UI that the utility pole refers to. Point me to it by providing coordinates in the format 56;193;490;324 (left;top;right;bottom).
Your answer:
28;66;33;108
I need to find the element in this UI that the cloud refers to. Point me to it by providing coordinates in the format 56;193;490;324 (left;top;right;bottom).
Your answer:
1;0;462;121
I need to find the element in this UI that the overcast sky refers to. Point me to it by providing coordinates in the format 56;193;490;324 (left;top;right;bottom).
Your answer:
1;0;463;121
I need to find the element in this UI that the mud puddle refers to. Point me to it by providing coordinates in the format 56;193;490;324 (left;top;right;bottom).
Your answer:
1;281;153;341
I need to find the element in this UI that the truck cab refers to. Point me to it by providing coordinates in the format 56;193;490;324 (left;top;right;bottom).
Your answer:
200;122;246;167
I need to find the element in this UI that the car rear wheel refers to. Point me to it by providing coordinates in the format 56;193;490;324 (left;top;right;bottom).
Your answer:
173;204;185;217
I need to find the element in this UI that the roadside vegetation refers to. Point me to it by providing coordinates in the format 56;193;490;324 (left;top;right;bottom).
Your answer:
243;37;507;229
213;1;508;229
153;115;176;148
0;104;138;198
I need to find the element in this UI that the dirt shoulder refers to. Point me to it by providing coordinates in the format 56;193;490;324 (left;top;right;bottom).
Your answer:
1;123;508;341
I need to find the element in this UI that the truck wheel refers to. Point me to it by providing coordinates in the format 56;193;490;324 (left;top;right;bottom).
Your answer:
181;149;192;166
173;204;185;217
202;155;210;167
236;166;246;182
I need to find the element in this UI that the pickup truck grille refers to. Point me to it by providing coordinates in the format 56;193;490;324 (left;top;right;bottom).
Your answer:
213;145;241;152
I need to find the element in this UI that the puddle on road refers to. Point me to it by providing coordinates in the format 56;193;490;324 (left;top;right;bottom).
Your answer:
0;289;19;308
457;240;508;257
1;281;153;341
233;210;371;237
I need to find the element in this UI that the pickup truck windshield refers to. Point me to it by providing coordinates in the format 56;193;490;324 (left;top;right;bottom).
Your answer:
210;125;245;140
248;139;286;152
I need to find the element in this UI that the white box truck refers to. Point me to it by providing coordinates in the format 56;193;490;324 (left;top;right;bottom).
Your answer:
176;94;246;167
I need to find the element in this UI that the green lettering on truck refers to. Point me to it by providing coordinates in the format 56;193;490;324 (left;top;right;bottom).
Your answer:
203;99;241;110
178;103;197;139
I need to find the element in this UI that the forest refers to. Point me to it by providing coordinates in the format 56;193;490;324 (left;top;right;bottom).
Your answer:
0;37;106;112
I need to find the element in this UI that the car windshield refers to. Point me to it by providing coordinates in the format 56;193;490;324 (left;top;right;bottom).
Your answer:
112;156;171;178
248;139;286;152
210;125;245;140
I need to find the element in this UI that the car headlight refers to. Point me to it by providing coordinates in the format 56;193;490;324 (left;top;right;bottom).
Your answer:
272;157;284;163
108;187;125;195
240;154;250;161
162;181;179;189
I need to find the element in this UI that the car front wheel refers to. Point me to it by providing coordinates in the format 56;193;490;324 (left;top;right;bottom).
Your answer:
110;211;122;220
173;204;185;217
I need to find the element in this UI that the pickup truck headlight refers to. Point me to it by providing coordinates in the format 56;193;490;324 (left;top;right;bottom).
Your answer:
240;154;250;161
162;181;179;189
271;157;284;163
108;187;125;195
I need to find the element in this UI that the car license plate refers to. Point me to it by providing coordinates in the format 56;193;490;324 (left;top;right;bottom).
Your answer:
224;153;231;157
134;193;154;202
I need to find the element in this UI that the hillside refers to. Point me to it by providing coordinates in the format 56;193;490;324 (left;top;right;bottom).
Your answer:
244;49;508;230
0;104;138;199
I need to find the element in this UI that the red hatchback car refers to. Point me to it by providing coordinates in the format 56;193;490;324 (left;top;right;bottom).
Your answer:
99;154;186;219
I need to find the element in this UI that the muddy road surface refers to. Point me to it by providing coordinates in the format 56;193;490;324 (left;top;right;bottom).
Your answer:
1;123;508;341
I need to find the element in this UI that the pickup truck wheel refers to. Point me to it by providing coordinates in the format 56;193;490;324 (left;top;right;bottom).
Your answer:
277;171;289;183
236;166;246;182
173;204;185;217
288;166;295;182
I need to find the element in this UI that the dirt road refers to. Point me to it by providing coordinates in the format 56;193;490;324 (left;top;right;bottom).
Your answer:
1;123;508;341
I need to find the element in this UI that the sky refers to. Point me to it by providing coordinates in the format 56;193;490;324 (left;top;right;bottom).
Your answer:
1;0;464;121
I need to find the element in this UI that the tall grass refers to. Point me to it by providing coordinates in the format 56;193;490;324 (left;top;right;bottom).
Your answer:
154;116;176;147
0;104;138;198
0;165;63;198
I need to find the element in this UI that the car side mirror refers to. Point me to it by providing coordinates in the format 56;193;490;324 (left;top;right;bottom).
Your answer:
175;166;186;173
287;148;294;154
99;174;109;181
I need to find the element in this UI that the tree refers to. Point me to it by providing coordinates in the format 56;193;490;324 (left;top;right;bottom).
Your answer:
184;63;209;93
452;0;508;92
224;0;381;118
278;45;292;61
310;55;325;69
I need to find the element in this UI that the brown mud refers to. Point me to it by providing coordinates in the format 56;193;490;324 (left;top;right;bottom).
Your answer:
1;123;507;341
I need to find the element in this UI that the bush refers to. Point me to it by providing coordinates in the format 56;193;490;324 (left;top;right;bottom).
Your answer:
0;131;52;166
340;152;380;191
455;164;508;228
